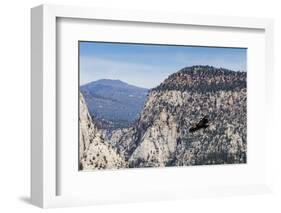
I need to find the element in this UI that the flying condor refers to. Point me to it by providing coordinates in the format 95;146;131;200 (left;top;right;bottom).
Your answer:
189;115;209;133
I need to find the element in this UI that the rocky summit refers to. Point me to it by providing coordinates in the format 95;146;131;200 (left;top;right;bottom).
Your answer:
79;65;247;170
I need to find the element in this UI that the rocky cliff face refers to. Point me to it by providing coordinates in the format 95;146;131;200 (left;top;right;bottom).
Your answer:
79;93;126;170
80;66;247;170
114;66;247;168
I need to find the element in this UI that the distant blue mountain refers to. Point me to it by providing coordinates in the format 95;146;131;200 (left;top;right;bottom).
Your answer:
80;79;148;130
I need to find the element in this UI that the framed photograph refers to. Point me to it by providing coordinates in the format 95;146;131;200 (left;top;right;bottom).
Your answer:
31;4;274;208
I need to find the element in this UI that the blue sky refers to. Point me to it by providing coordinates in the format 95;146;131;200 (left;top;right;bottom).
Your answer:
79;42;247;88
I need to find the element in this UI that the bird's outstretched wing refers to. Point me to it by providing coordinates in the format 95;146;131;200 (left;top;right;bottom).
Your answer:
197;115;208;126
189;125;200;133
189;115;209;133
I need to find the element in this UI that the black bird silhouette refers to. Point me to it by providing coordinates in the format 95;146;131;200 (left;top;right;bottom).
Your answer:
189;115;209;133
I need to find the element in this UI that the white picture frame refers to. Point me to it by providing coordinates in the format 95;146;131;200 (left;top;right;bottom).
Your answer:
31;4;274;208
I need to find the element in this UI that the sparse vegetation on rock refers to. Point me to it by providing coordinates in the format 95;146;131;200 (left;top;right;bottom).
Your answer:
79;66;247;170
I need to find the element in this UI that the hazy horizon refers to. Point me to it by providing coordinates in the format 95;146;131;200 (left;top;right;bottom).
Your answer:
79;42;247;88
80;78;149;89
